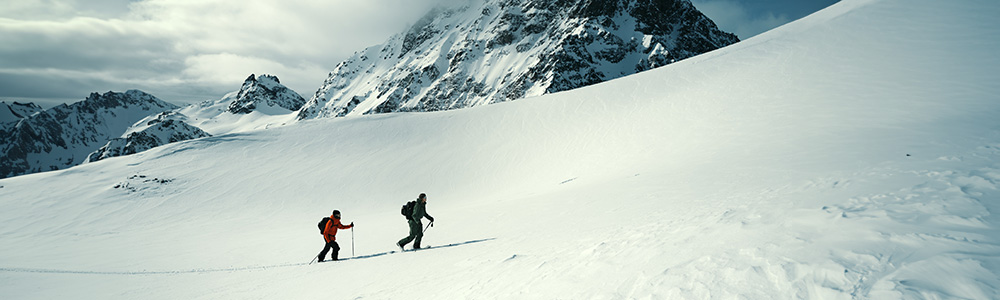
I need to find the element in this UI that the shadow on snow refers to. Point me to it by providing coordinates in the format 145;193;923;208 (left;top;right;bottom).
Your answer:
339;237;497;262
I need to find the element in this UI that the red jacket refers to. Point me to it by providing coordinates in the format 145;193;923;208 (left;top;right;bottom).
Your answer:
323;216;353;243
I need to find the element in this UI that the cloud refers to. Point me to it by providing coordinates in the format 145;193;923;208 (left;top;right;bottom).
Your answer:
691;0;792;39
0;17;177;71
181;53;328;96
0;0;469;105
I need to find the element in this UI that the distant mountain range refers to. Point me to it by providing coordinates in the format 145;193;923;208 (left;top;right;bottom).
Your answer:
0;0;736;179
0;90;178;178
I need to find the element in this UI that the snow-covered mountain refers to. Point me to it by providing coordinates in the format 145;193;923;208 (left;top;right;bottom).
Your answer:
0;90;177;178
3;0;1000;299
0;101;43;124
85;74;302;163
297;0;738;119
228;74;306;115
85;112;212;163
139;74;302;135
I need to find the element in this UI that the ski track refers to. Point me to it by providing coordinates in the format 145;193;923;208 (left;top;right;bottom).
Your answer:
0;238;496;276
0;263;306;276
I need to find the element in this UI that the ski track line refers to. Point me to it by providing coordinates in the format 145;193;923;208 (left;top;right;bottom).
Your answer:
0;263;306;275
0;238;496;275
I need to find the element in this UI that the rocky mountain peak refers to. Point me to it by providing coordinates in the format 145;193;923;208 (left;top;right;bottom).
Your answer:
297;0;738;120
1;101;43;123
81;90;168;110
228;74;306;114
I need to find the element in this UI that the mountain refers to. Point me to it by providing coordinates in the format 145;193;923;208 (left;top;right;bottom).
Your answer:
0;90;178;179
0;101;43;124
85;74;303;163
296;0;738;119
228;74;306;115
85;112;212;163
142;74;302;135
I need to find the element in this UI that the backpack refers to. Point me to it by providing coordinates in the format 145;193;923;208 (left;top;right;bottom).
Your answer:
401;201;416;220
318;217;331;234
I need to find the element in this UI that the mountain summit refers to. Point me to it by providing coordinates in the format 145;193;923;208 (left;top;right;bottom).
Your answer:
0;101;43;124
228;74;306;114
297;0;738;119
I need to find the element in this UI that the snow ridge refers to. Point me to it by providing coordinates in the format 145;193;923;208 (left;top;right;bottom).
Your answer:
0;101;43;124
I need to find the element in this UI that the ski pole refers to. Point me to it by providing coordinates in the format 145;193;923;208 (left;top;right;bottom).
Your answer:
423;222;433;233
309;254;318;265
351;227;355;258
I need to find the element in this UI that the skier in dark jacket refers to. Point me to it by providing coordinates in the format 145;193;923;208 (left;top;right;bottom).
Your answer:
397;193;434;250
318;210;353;262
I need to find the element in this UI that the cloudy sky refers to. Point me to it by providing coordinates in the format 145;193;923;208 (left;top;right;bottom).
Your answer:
0;0;837;108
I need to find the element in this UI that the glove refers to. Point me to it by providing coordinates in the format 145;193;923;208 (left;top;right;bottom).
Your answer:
350;222;354;227
430;221;434;227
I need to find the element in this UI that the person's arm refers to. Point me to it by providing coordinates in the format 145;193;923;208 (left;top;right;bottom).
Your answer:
336;220;353;229
425;213;434;223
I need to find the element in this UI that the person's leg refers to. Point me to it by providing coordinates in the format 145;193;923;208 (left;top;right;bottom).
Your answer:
397;220;420;248
330;241;341;260
413;222;424;249
318;240;332;262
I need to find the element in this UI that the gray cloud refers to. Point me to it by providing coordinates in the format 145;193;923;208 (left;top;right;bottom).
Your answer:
0;0;468;106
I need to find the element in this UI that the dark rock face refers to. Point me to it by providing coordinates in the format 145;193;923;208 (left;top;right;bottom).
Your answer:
297;0;738;119
87;112;211;163
0;90;178;178
228;74;307;114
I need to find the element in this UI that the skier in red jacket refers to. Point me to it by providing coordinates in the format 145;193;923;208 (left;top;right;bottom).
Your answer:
318;210;354;262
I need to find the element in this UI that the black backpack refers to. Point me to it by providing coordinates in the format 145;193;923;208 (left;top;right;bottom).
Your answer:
401;201;416;220
318;217;331;234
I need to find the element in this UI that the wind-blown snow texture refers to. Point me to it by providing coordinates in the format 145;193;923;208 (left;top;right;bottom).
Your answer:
297;0;738;119
2;0;1000;299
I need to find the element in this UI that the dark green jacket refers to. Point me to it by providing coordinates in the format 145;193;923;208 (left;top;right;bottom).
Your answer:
411;201;434;223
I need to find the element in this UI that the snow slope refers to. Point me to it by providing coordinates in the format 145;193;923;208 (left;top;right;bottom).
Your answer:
2;0;999;299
